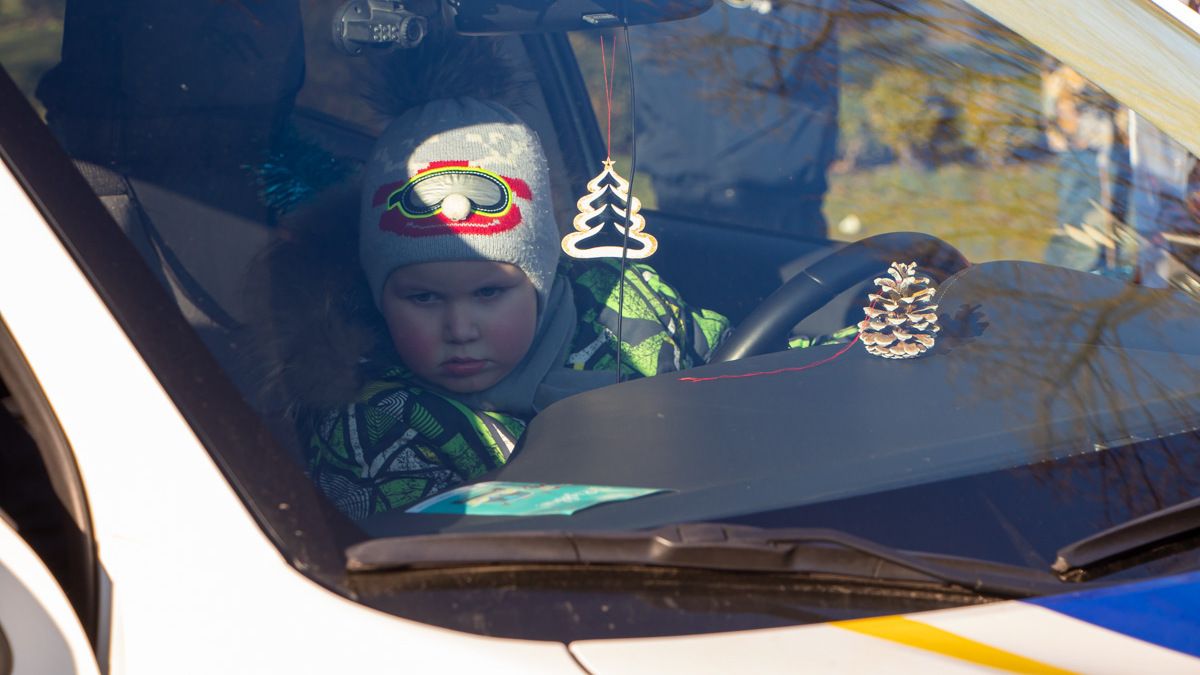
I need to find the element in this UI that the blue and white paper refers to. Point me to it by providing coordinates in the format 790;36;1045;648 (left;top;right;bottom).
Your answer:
406;481;667;516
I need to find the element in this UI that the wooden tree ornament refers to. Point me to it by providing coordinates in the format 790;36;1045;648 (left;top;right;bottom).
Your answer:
561;159;657;260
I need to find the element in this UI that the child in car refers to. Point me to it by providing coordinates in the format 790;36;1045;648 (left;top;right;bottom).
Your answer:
295;93;730;521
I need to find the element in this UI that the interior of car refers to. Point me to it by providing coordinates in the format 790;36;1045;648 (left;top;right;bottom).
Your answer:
6;0;1200;639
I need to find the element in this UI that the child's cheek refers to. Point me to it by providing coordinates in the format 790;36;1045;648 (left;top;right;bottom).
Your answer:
491;322;530;363
387;310;442;373
490;293;538;364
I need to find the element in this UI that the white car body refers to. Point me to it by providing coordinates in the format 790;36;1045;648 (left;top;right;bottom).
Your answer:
2;0;1200;673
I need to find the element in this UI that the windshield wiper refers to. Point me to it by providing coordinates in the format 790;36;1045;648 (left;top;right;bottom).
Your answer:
1053;496;1200;582
347;523;1065;598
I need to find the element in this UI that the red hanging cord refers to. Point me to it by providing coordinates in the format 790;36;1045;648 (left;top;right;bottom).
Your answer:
600;34;617;158
679;334;861;383
681;301;876;383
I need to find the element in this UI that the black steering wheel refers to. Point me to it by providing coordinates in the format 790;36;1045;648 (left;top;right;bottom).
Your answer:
708;232;969;363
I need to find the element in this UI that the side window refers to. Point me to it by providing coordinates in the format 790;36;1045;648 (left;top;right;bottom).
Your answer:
568;0;1200;290
0;0;63;110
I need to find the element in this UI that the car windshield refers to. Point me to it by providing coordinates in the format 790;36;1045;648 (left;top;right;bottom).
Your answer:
5;0;1200;637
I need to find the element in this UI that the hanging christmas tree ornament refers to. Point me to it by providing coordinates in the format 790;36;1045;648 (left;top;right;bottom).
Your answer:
857;261;941;359
561;158;658;259
563;34;657;261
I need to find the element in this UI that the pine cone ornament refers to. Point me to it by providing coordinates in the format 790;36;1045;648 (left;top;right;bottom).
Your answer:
858;262;941;359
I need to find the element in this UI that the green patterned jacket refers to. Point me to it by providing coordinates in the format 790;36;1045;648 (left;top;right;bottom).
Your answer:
304;259;731;520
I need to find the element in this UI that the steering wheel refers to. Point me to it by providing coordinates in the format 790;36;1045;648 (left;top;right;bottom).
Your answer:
708;232;969;363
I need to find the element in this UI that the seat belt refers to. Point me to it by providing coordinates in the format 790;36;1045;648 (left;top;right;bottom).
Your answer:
72;161;243;332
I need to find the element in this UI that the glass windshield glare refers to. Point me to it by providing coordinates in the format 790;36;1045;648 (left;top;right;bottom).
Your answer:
4;0;1200;598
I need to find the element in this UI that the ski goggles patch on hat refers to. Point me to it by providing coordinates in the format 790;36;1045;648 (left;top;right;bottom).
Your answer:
373;161;533;238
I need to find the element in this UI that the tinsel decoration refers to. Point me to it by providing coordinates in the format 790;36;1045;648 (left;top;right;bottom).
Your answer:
562;158;658;259
247;126;357;215
857;262;940;359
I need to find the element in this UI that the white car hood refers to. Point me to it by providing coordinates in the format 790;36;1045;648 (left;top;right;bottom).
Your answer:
569;594;1200;673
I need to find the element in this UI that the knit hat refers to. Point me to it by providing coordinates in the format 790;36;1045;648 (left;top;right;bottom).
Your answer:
359;97;561;311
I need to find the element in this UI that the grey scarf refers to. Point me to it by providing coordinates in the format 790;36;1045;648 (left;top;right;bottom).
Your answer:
451;274;615;417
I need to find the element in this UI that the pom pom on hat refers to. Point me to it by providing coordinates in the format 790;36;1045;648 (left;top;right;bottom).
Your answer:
364;35;528;119
440;193;473;221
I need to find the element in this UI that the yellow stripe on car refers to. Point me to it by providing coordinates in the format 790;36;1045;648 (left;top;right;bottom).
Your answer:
833;615;1078;674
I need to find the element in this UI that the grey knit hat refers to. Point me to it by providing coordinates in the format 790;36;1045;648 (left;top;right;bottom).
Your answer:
360;97;560;311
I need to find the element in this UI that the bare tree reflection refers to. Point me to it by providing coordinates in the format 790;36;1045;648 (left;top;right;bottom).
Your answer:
938;264;1200;528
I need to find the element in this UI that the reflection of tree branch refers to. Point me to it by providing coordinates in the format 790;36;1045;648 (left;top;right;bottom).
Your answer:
1106;313;1200;450
944;271;1200;527
1130;448;1165;511
1030;287;1154;452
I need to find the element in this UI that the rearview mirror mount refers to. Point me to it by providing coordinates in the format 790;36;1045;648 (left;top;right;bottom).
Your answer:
333;0;711;56
448;0;712;34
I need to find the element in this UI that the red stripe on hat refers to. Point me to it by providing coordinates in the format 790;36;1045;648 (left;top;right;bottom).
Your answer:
378;204;523;238
507;176;532;199
422;160;470;169
372;179;407;207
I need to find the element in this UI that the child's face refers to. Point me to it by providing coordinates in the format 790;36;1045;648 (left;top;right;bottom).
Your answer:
380;261;538;394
